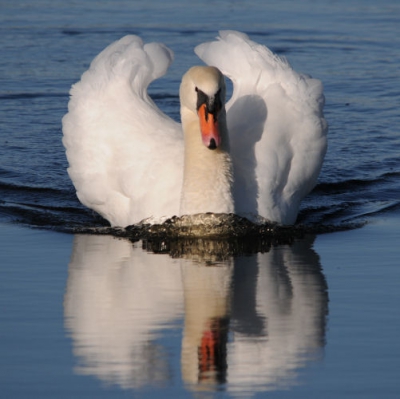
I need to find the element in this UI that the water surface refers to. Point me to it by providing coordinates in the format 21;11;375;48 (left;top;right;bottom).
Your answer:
1;217;399;398
1;0;399;397
0;0;399;229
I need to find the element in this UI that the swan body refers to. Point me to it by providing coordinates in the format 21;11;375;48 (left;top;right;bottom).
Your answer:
62;31;327;227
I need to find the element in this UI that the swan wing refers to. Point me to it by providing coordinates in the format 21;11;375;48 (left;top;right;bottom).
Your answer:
196;31;328;224
62;36;183;227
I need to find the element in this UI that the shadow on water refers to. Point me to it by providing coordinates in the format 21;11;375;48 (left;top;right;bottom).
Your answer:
64;231;328;394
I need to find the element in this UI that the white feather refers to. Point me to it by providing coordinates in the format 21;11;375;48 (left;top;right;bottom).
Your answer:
196;31;328;224
63;31;327;227
62;35;183;226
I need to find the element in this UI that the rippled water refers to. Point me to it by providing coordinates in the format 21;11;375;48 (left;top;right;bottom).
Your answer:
1;0;399;231
1;1;400;398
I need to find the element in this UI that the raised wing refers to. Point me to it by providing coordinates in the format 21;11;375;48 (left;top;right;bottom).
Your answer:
196;31;328;224
62;36;184;227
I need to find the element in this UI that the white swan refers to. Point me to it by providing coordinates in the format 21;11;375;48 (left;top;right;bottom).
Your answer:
62;31;327;227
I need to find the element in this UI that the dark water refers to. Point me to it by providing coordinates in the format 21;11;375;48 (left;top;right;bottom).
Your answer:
1;1;400;398
1;0;399;231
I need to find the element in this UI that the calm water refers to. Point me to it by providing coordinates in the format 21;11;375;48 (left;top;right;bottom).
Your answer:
1;0;400;397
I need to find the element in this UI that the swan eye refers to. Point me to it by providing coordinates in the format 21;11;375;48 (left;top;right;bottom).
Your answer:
196;88;208;111
195;87;198;92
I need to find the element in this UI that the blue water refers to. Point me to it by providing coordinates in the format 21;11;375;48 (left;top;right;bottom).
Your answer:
1;1;400;398
1;0;399;230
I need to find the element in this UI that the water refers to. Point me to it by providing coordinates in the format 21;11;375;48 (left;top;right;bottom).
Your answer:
1;0;399;397
1;0;399;230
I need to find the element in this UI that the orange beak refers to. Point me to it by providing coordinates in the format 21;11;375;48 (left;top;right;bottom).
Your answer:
197;103;221;150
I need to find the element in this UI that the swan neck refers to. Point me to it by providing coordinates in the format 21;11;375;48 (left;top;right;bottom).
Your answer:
180;108;234;215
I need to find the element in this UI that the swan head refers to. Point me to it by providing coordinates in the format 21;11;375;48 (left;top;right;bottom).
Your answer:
180;66;227;150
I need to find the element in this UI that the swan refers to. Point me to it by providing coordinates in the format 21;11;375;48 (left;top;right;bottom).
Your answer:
62;31;327;227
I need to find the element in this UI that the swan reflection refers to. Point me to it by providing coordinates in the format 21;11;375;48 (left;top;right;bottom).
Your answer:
64;234;328;394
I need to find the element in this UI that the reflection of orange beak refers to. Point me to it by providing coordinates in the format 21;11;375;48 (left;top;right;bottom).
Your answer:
199;327;220;382
198;318;228;383
197;103;221;150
